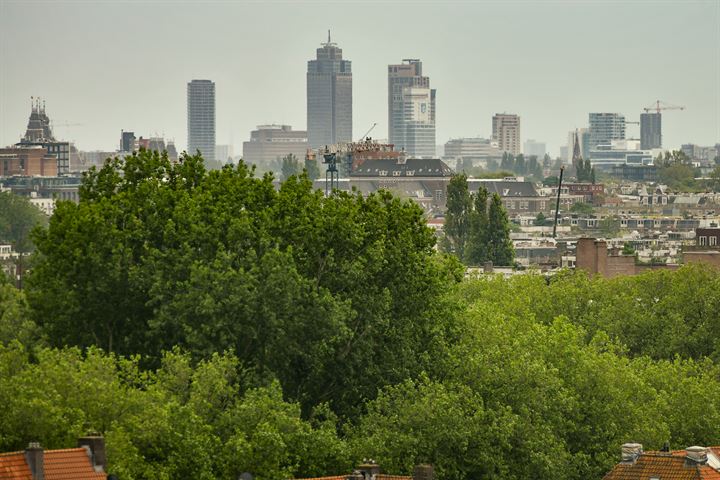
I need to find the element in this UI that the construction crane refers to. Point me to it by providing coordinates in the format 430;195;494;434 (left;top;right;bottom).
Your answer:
643;100;685;114
357;122;377;142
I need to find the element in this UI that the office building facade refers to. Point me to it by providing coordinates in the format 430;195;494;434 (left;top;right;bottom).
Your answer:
588;113;625;151
307;33;352;148
242;125;308;168
640;113;662;149
523;139;546;158
187;80;216;164
388;59;436;158
492;114;521;156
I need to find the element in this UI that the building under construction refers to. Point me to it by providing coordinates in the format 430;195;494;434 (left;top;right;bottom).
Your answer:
309;138;454;210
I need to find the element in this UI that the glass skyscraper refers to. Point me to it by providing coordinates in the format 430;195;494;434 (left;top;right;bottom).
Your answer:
388;59;436;158
306;33;352;148
187;79;216;165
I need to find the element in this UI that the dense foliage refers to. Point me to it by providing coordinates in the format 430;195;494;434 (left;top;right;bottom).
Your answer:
26;150;460;417
443;173;514;266
1;150;719;479
0;190;48;252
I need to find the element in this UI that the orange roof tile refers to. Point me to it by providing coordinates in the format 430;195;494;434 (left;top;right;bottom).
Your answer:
0;448;106;480
292;476;346;480
45;448;106;480
0;452;31;480
603;451;720;480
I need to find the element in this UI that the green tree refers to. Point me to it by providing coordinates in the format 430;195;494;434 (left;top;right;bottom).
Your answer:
0;191;48;253
543;176;559;187
599;215;621;237
443;173;472;259
0;345;350;480
543;153;552;169
281;153;302;181
534;212;549;226
27;149;460;417
0;277;41;348
304;156;320;181
465;186;489;265
570;202;594;215
486;194;514;265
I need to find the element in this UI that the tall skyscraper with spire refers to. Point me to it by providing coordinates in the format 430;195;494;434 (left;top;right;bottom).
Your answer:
388;59;436;158
187;79;216;166
306;31;352;148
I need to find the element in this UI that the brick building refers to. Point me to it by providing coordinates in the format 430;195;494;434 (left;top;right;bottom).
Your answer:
563;182;604;205
695;228;720;248
0;147;58;177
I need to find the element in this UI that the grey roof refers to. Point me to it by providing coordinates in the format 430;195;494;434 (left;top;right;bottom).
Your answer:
351;158;453;178
467;179;539;197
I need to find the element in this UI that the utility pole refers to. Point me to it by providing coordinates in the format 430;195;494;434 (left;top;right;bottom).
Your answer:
553;166;565;238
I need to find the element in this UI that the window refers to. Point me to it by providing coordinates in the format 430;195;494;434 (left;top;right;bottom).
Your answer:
700;236;707;246
711;236;717;246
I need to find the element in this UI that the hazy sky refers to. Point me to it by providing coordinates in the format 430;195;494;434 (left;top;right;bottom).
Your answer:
1;0;718;157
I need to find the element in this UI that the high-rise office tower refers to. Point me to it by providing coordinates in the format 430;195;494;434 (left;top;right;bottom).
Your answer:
588;113;625;150
120;131;136;152
640;112;662;149
492;114;521;155
187;79;216;164
388;59;436;157
307;32;352;148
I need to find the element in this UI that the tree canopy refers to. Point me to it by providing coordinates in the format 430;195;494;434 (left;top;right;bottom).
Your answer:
0;191;48;253
444;174;514;266
26;149;460;417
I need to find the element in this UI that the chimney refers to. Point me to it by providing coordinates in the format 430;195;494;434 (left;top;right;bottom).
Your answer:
357;461;381;480
413;464;435;480
685;446;708;465
24;442;44;480
78;436;106;472
621;443;643;464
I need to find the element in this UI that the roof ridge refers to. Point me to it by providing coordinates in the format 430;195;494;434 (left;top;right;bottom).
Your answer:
0;451;23;457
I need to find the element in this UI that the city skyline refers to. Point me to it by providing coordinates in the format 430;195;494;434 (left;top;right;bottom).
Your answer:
0;1;718;157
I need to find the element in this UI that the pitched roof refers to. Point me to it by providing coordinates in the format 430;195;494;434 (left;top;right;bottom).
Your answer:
0;452;30;480
467;179;539;197
0;448;106;480
603;448;720;480
350;158;453;178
